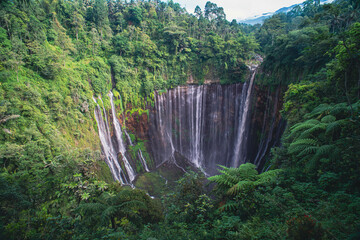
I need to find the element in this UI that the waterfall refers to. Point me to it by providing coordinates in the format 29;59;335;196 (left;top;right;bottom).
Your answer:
124;129;133;146
108;91;136;182
138;150;150;172
254;88;279;166
149;68;284;175
253;88;286;171
150;83;249;175
93;92;137;184
121;110;134;146
232;68;257;167
194;86;204;168
94;69;284;178
93;97;125;184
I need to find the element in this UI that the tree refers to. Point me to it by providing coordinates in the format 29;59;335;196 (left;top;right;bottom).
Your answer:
163;23;186;54
126;6;143;26
94;0;109;37
194;5;202;18
8;36;25;81
204;1;217;21
77;190;146;230
71;8;85;41
333;22;360;100
0;27;11;69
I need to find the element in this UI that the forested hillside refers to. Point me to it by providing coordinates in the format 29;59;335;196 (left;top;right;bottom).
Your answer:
0;0;359;239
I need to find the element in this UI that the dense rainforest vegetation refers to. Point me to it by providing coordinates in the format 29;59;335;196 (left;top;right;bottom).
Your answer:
0;0;359;239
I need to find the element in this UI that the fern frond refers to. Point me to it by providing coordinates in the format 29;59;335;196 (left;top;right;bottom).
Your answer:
227;181;254;195
291;138;318;146
288;120;319;139
255;169;282;185
288;144;307;154
208;175;235;188
217;165;230;173
310;104;331;116
237;163;258;180
208;174;226;184
219;201;238;212
325;119;347;135
297;146;318;157
330;103;347;116
314;145;333;157
290;120;318;132
321;115;336;123
288;138;318;155
223;171;244;185
299;124;326;138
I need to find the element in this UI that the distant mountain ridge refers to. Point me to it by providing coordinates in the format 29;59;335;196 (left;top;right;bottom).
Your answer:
239;0;334;25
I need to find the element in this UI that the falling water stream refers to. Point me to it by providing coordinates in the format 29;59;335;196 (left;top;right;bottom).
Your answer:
149;67;284;175
93;97;126;184
108;91;136;182
232;68;257;167
94;68;284;182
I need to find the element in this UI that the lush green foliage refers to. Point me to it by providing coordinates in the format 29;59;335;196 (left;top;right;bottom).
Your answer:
1;0;360;239
0;0;258;238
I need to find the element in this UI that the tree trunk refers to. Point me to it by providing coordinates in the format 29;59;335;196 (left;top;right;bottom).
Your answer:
111;217;117;229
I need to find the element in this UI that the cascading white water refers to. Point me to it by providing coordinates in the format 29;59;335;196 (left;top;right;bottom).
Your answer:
151;83;248;173
148;66;283;175
177;87;183;153
124;129;133;146
108;91;136;182
194;86;204;168
138;150;150;172
154;91;187;172
93;69;284;179
93;92;139;184
232;68;257;167
93;97;125;184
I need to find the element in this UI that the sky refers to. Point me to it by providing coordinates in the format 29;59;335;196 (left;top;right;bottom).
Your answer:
173;0;305;20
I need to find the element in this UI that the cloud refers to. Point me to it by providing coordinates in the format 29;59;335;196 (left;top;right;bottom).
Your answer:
174;0;304;20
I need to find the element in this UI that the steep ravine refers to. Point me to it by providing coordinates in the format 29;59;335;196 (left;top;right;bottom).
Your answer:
148;72;285;176
93;71;285;183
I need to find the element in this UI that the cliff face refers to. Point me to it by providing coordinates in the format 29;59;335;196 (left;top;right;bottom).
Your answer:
98;80;285;182
144;82;285;175
124;104;149;141
246;85;286;171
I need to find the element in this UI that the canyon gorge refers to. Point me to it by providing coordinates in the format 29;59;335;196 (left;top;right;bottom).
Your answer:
94;68;286;183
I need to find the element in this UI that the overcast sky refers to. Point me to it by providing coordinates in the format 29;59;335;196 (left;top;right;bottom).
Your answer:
174;0;305;20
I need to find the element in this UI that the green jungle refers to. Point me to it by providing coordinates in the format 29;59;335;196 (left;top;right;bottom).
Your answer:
0;0;360;239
